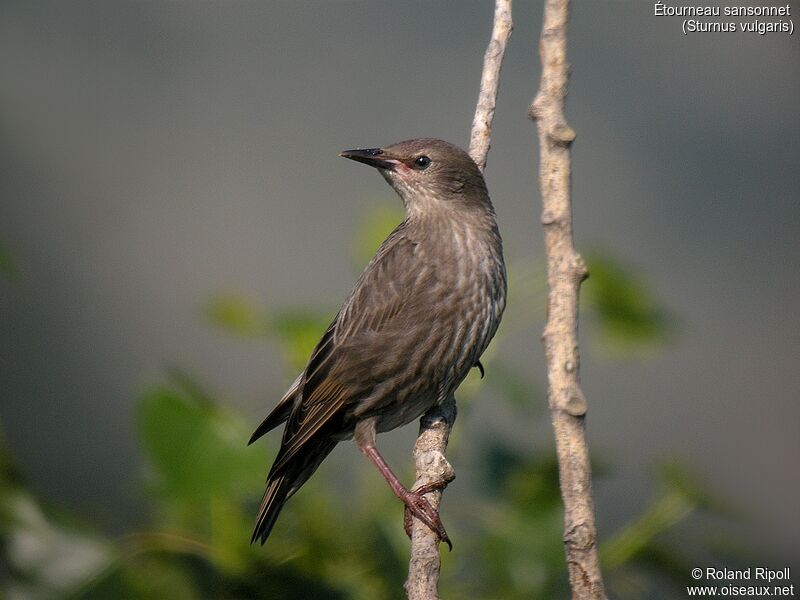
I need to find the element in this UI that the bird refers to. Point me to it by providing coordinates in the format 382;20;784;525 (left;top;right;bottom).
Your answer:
249;138;506;548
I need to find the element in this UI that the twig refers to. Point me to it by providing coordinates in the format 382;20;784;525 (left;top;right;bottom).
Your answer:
404;2;513;599
528;1;608;598
469;0;514;172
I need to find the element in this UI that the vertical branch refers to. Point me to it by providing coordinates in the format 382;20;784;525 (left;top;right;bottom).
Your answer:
405;2;512;599
528;1;608;599
404;399;456;600
470;0;514;172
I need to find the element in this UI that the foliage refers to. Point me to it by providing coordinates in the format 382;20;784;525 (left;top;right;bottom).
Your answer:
206;298;330;372
582;252;673;357
0;207;738;599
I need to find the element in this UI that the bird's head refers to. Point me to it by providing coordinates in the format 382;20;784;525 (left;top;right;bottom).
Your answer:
340;138;491;216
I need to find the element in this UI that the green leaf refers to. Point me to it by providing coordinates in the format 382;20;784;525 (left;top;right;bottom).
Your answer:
485;363;544;411
205;294;329;372
601;488;696;571
583;253;672;355
205;294;271;338
601;462;720;572
137;376;263;501
70;555;201;600
270;309;331;372
659;461;730;514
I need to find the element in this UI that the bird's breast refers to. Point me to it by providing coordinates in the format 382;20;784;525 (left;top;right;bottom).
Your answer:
415;223;505;372
347;218;505;434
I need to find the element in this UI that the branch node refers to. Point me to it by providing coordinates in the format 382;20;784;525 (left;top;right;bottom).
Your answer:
416;449;456;485
564;522;596;550
564;385;588;417
572;253;588;281
528;96;545;121
550;121;576;145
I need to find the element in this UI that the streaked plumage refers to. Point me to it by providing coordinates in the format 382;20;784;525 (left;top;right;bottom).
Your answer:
250;138;506;545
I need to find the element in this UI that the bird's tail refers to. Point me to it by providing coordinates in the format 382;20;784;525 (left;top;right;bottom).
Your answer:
251;439;337;544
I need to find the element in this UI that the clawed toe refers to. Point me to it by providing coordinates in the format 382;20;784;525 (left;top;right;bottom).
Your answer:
356;437;453;550
411;480;448;496
401;481;452;550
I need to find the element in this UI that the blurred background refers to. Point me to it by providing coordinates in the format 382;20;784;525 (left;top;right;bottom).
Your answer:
1;1;798;598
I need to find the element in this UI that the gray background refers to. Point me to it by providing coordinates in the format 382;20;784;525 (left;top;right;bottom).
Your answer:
1;0;798;565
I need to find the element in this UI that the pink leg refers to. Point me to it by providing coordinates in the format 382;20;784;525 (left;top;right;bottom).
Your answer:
355;419;452;549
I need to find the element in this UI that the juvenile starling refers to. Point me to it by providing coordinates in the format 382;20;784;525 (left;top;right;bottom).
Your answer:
249;138;506;547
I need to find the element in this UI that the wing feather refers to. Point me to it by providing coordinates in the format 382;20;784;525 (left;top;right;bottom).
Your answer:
268;225;431;473
248;372;303;445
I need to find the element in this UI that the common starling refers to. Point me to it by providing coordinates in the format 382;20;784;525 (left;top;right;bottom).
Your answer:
249;138;506;547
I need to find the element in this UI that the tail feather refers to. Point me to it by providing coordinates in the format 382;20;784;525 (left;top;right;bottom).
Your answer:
251;439;337;544
251;475;293;544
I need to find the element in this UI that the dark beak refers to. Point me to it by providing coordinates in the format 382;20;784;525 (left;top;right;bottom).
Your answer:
339;147;398;170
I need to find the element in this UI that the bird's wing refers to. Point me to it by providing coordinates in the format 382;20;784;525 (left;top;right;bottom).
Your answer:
269;228;431;475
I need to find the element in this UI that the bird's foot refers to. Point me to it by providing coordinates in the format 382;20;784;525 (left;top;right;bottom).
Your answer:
402;480;452;550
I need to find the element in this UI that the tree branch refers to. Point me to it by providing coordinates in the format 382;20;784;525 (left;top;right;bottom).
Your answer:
404;399;456;600
469;0;514;172
528;1;608;598
404;2;512;598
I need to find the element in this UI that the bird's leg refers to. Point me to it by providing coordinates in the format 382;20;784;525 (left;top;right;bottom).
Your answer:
402;479;450;540
355;419;451;549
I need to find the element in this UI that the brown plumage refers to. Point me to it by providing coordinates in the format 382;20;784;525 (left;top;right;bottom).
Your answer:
249;138;506;546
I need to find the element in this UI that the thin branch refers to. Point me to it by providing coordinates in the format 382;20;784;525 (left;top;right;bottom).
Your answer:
404;399;456;600
470;0;514;172
528;1;608;599
405;2;513;598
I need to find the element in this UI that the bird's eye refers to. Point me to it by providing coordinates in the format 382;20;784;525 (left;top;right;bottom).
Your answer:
413;155;431;169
